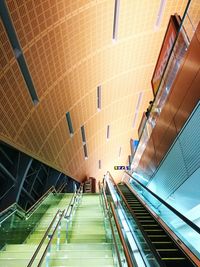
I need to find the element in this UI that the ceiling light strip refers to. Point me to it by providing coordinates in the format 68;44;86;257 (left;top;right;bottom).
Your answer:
66;112;74;137
133;92;143;128
97;85;101;111
99;160;101;169
118;147;122;158
81;125;86;144
155;0;167;30
83;144;88;159
136;92;143;112
107;125;110;140
0;0;39;105
112;0;120;41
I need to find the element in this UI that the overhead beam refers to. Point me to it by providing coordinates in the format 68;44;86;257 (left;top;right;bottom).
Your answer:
15;152;33;203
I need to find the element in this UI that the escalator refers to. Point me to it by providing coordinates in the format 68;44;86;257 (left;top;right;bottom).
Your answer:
118;183;196;267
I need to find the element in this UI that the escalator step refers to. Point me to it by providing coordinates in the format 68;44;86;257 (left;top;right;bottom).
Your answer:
142;224;160;229
157;249;184;258
145;229;165;234
162;259;192;267
140;220;155;223
148;235;171;242
152;242;177;249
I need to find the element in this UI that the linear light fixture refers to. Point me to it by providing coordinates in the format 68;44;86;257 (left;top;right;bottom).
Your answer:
83;144;88;159
112;0;120;41
133;92;143;128
107;125;110;140
118;147;122;158
154;0;166;31
97;85;101;111
0;0;39;105
99;160;101;169
81;125;86;144
66;112;74;137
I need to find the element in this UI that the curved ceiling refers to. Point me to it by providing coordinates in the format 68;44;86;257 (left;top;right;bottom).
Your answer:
0;0;194;183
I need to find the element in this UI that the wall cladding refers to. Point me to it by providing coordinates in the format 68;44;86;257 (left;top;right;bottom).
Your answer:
146;102;200;204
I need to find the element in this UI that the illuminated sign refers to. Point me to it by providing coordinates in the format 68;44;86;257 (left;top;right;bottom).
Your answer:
114;166;130;170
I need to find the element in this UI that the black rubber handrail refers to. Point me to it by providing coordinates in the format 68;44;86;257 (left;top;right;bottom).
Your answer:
27;210;60;267
104;176;165;267
116;183;166;267
125;171;200;235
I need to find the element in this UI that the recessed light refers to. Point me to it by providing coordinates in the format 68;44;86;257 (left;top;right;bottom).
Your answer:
112;0;120;41
66;112;74;137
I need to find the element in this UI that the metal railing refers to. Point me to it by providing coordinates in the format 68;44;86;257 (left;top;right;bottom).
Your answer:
27;185;83;267
65;185;83;242
0;182;67;225
99;182;132;267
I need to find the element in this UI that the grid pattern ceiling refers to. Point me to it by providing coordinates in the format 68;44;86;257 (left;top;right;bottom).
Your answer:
0;0;197;183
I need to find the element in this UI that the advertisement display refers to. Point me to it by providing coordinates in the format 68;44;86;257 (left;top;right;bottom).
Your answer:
151;15;180;96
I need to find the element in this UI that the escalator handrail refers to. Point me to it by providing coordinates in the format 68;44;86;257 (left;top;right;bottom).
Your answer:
125;180;200;267
104;176;165;267
100;183;133;267
125;171;200;235
27;209;61;267
116;184;166;267
110;201;133;267
37;209;65;267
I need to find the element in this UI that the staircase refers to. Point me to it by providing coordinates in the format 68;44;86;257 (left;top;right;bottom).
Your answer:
0;194;72;266
0;194;114;266
48;194;114;266
118;183;195;267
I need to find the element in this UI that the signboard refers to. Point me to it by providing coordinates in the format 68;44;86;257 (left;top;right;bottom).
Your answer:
151;15;180;96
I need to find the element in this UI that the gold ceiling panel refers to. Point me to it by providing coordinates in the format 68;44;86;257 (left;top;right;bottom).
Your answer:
0;0;195;182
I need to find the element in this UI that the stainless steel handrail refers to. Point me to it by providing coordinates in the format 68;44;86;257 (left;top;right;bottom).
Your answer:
0;183;67;224
27;210;61;267
64;185;83;219
99;185;122;267
27;185;83;266
37;209;65;267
